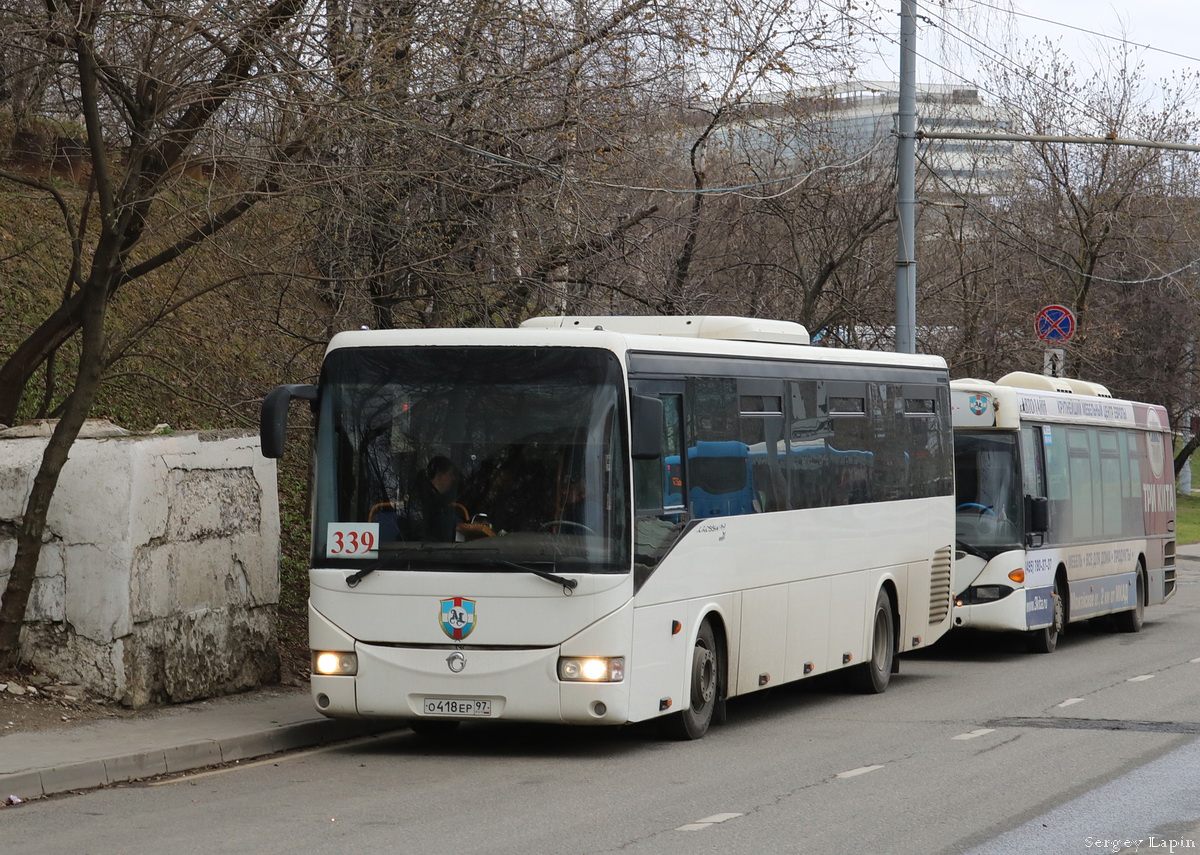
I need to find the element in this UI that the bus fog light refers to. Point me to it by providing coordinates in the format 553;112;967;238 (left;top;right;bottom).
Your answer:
558;657;625;682
314;651;358;676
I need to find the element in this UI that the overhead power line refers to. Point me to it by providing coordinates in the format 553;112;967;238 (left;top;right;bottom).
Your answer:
920;129;1200;154
969;0;1200;69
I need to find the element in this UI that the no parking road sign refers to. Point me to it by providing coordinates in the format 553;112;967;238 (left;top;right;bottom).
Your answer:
1035;305;1076;343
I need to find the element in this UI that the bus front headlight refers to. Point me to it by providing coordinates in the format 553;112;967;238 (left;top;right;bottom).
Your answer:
558;657;624;682
313;651;358;676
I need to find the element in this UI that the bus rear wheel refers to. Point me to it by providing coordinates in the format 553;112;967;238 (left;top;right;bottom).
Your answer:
1115;566;1146;633
665;620;720;740
849;588;895;694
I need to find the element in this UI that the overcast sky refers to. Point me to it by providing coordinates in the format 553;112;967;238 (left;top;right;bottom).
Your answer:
856;0;1200;97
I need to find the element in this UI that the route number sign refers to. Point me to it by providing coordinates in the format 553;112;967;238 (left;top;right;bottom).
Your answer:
326;522;379;558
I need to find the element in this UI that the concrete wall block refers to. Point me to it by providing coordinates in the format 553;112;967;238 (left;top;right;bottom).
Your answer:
2;429;281;707
128;448;170;545
63;542;133;639
230;536;280;606
19;539;67;621
172;540;242;611
131;542;174;622
122;605;279;707
168;466;262;542
19;622;124;700
46;440;135;545
28;570;65;622
0;448;42;519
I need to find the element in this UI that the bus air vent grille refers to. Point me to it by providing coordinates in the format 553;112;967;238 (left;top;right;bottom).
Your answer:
929;546;954;625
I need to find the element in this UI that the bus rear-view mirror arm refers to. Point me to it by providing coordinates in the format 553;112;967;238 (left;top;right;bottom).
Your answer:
631;394;663;460
260;383;318;459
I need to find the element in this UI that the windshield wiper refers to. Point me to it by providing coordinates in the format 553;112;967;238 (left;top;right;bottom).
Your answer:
500;560;578;591
346;560;383;587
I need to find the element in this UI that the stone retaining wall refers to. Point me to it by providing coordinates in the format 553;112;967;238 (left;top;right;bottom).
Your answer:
0;423;280;707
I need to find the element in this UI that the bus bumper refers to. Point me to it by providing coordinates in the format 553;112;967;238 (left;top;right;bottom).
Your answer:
953;585;1053;633
308;599;637;726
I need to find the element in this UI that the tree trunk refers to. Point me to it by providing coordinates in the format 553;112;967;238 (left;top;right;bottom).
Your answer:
0;279;108;663
1175;432;1199;479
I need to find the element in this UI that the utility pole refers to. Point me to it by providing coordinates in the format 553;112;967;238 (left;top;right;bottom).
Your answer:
895;0;918;355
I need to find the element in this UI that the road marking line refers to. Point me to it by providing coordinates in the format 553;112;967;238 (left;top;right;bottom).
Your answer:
697;813;743;824
952;728;995;740
836;764;884;778
676;812;743;831
1058;698;1085;707
1190;657;1200;664
1127;674;1155;682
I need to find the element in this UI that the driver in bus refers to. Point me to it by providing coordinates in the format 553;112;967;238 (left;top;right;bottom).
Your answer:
404;456;460;541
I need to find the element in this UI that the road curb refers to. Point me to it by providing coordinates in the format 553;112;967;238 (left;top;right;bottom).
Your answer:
1;718;398;801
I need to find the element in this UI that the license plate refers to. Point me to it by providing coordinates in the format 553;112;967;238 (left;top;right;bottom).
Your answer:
423;697;492;717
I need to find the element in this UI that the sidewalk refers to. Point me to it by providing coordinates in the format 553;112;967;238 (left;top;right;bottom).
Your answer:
0;686;399;802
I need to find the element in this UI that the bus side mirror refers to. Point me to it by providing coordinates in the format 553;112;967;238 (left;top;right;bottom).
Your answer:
631;394;663;460
260;384;318;459
1026;496;1049;533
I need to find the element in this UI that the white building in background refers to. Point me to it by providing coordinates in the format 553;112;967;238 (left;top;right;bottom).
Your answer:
717;81;1018;196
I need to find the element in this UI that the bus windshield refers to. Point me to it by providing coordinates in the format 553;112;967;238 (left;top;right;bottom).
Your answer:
312;346;630;573
954;431;1023;554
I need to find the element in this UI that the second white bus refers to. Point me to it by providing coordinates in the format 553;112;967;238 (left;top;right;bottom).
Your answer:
951;372;1176;653
261;316;956;738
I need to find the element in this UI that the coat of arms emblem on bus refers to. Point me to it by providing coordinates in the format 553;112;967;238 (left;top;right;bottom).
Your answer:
968;395;988;416
440;597;476;640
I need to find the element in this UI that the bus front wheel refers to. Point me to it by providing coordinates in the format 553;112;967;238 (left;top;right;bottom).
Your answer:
1028;576;1065;654
665;620;720;740
1115;565;1146;633
849;588;895;694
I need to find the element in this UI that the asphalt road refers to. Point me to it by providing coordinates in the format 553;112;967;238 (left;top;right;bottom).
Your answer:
6;558;1200;855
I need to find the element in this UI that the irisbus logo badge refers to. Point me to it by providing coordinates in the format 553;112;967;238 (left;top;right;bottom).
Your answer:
440;597;476;640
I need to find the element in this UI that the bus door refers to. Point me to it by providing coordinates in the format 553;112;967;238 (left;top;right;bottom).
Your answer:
630;380;688;572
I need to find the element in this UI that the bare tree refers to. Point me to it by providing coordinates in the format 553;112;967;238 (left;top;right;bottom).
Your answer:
916;40;1200;438
0;0;331;662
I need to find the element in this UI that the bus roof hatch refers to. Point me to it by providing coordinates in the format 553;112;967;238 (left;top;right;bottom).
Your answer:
521;315;811;345
996;371;1112;398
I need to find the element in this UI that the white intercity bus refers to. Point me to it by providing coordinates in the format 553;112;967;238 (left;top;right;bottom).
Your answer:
261;316;956;738
950;373;1177;653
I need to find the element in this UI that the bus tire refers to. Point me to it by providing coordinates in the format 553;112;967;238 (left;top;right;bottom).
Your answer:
665;619;720;740
1027;575;1065;654
849;588;895;694
1115;565;1146;633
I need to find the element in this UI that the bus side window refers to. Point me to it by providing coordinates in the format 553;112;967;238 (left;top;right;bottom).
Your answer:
687;377;753;518
739;385;785;512
1125;432;1143;537
828;384;871;505
1039;424;1068;542
1020;425;1046;499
